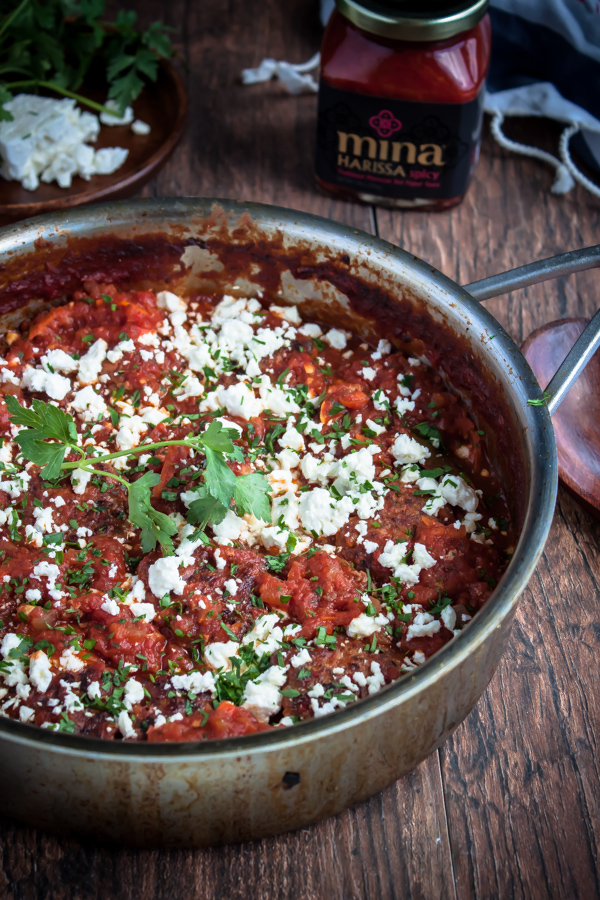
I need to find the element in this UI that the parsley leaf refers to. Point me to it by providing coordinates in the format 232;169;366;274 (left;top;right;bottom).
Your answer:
233;472;271;522
203;447;236;507
187;486;229;532
6;396;272;550
0;0;173;121
128;472;178;554
265;553;290;573
428;593;453;617
6;395;78;479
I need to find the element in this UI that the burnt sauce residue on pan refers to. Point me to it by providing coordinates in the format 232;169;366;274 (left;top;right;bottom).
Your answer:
0;230;517;742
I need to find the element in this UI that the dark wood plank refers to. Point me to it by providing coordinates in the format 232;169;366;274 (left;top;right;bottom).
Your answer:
440;490;600;900
138;0;373;231
377;121;600;900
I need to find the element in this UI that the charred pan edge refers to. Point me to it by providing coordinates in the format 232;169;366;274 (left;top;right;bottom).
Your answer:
0;197;558;758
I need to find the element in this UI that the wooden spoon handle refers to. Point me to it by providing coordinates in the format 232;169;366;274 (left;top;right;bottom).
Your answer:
543;309;600;416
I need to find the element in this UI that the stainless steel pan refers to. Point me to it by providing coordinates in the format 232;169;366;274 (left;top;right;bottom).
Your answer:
0;199;597;847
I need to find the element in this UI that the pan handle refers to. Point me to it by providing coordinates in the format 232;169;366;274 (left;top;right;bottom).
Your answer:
463;245;600;416
542;309;600;415
464;245;600;302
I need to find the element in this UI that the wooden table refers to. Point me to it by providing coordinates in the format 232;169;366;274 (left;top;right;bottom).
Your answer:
1;3;599;898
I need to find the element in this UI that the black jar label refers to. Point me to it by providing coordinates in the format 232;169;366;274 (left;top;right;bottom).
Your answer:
315;82;484;201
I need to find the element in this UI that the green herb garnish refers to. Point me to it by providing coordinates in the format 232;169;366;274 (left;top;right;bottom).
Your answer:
0;0;173;123
6;397;271;556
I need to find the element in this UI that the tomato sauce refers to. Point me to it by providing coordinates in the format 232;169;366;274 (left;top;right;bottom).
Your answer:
0;283;514;741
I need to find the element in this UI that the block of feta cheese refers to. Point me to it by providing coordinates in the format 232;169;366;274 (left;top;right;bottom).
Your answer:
0;94;129;191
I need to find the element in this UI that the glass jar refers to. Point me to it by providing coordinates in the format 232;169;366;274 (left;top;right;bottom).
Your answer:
315;0;492;210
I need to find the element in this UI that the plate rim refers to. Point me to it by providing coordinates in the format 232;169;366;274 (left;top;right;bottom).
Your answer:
0;59;188;219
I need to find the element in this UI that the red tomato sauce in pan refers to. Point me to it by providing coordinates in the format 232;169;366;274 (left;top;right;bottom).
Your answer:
0;284;513;741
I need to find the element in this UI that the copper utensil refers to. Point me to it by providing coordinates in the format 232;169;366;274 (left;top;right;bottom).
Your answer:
523;317;600;516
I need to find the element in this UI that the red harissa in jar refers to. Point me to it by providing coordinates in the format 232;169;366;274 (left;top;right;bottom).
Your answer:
315;0;491;209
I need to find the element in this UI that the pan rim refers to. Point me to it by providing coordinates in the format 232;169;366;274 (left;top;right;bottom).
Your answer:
0;197;559;760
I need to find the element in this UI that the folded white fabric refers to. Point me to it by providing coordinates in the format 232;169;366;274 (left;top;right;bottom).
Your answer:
484;82;600;197
241;52;320;94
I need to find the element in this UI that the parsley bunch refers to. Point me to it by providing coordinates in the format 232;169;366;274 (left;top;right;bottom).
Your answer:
0;0;172;122
5;396;271;555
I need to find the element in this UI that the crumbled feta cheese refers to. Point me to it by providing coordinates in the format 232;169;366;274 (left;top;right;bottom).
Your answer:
60;647;85;673
279;425;305;453
100;100;134;126
242;665;287;720
346;611;388;639
242;614;284;657
131;119;151;136
299;487;353;536
395;396;416;416
270;304;301;324
115;414;148;452
129;602;157;623
407;612;441;640
325;328;347;350
441;605;457;631
21;366;71;400
93;147;129;174
19;706;35;723
71;467;93;495
371;339;391;360
290;647;311;668
207;382;263;420
148;557;185;597
365;418;385;436
1;633;22;659
204;641;239;671
71;385;108;422
101;596;120;616
171;670;216;695
412;542;436;569
88;681;101;700
32;505;54;534
123;679;145;709
391;433;430;466
299;323;322;338
224;578;238;596
77;339;107;384
41;348;79;374
366;661;386;695
29;650;52;694
117;710;136;739
30;561;63;600
0;94;106;190
439;474;479;512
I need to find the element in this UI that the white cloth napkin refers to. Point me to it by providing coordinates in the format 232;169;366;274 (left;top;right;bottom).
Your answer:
484;82;600;197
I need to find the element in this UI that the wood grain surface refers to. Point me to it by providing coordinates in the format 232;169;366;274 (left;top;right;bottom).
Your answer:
1;2;599;898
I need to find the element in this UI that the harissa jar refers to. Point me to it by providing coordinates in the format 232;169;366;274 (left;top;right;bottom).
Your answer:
315;0;492;210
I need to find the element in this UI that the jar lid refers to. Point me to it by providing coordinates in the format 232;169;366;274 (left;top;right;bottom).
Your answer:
335;0;489;41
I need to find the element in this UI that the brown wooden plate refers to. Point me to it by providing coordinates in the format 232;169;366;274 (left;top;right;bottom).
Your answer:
523;317;600;517
0;59;187;226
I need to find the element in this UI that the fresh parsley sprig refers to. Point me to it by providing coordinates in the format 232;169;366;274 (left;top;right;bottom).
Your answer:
0;0;173;122
5;397;271;555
